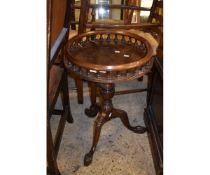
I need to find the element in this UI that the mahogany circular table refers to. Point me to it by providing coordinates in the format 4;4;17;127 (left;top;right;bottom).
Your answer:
64;30;154;166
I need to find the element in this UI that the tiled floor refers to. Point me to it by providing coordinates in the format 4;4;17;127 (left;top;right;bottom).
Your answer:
50;76;156;175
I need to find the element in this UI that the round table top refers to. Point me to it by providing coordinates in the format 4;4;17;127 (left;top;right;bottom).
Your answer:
65;30;153;83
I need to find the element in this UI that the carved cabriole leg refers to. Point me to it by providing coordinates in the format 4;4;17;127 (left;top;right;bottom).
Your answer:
111;108;146;134
84;83;146;166
85;82;100;118
84;83;114;166
84;112;109;166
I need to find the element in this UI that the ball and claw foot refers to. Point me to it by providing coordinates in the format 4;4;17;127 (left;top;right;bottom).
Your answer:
84;152;93;166
85;104;100;118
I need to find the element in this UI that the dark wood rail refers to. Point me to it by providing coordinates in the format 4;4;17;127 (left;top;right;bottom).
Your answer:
73;4;151;11
85;23;162;29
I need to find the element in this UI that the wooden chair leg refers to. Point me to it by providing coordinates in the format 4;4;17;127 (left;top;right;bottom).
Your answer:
75;78;83;104
90;82;97;106
70;0;76;30
62;70;73;123
47;118;61;175
138;76;144;81
85;82;99;118
47;74;72;174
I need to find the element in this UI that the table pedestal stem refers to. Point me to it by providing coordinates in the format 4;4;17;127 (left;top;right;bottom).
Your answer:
84;83;146;166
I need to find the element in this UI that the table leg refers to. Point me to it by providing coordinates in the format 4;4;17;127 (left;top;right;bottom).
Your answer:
84;111;110;166
84;83;146;166
111;108;146;134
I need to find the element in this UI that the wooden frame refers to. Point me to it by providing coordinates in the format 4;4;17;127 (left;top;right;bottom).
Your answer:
47;0;73;174
144;56;163;175
144;27;163;175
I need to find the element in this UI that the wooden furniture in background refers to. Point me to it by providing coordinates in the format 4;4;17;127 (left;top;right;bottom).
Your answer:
74;0;162;117
144;29;163;175
70;0;163;107
76;0;162;31
64;30;154;166
47;0;73;174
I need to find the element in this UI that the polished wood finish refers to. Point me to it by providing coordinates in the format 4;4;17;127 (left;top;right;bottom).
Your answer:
49;0;72;67
50;0;67;46
65;30;153;166
47;0;73;174
65;31;153;83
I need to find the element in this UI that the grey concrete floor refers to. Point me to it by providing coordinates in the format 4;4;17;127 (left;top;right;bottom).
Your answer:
50;76;156;175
